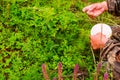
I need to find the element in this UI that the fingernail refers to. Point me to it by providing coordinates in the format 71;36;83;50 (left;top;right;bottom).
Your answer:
82;9;85;12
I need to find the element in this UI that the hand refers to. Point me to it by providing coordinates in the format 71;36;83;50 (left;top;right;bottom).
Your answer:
90;32;108;50
82;1;108;18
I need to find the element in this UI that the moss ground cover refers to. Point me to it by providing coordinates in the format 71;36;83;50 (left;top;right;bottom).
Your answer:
0;0;119;80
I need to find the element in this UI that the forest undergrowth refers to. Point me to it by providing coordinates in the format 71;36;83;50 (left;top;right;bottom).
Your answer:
0;0;119;80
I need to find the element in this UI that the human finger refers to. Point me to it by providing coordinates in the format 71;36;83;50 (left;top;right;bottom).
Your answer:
90;33;108;49
82;4;94;12
82;7;89;12
86;7;105;18
90;36;98;49
86;10;95;17
83;3;99;12
88;3;98;11
88;15;96;19
94;8;105;17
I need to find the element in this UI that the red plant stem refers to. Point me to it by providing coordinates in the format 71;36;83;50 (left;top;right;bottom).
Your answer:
42;64;50;80
73;64;79;80
103;72;108;80
58;62;63;80
97;62;102;73
53;77;57;80
94;62;102;80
